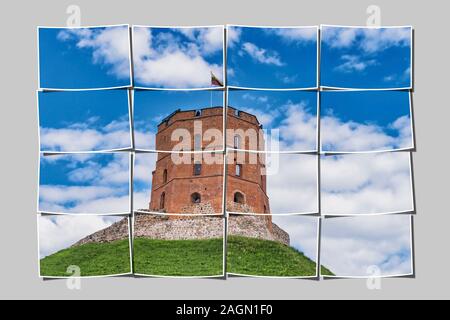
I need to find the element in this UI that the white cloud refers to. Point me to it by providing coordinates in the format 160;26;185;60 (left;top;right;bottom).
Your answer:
134;128;156;150
278;101;317;151
241;42;284;66
242;93;268;103
272;216;318;261
321;152;413;215
133;153;158;210
39;153;130;214
323;28;358;48
57;26;130;79
321;114;412;152
39;185;116;204
334;54;377;73
40;118;131;152
227;27;241;47
133;27;223;88
134;153;158;183
360;28;411;53
266;154;318;214
240;106;277;128
321;215;412;276
323;27;411;53
134;191;151;211
267;27;317;42
39;186;130;214
384;67;412;84
38;215;125;258
177;27;223;55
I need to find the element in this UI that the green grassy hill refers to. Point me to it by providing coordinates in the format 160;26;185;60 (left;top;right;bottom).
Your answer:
228;236;333;277
40;239;131;277
40;236;333;277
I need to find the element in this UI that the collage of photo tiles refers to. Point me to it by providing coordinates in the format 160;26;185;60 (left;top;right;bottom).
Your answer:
37;24;415;279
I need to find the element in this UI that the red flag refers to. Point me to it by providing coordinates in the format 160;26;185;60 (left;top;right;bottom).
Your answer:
211;71;223;87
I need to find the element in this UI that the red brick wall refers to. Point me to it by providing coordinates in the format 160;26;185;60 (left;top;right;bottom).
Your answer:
149;106;270;220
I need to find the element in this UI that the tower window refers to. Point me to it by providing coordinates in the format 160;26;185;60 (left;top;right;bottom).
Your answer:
234;109;240;117
194;162;202;176
163;169;168;183
160;192;166;210
236;164;242;177
234;192;244;204
195;110;202;117
191;192;201;204
234;135;241;149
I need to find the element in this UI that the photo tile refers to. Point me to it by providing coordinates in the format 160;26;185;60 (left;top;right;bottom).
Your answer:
133;212;225;277
38;89;132;153
132;26;225;89
134;152;224;216
227;89;318;152
38;25;132;90
133;89;224;152
38;214;132;278
320;25;413;90
320;90;413;153
226;151;318;215
321;215;414;278
227;215;321;278
227;26;318;89
320;152;414;216
38;153;131;215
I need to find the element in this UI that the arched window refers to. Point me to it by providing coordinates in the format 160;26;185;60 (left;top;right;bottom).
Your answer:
160;192;166;210
195;110;202;117
234;192;244;204
191;192;201;204
163;169;168;183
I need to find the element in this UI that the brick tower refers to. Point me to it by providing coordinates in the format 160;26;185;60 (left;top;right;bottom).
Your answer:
148;106;270;217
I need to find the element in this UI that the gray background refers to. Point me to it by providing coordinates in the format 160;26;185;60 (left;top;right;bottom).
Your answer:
0;0;448;299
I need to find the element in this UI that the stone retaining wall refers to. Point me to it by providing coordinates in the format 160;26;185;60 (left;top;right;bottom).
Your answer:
73;213;290;247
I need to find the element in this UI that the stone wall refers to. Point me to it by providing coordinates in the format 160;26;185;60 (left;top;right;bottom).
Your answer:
72;213;290;247
73;218;130;247
180;202;216;215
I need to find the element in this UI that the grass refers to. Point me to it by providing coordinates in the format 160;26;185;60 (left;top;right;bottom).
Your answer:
135;236;333;277
228;236;333;277
133;237;224;276
40;239;131;277
40;236;334;277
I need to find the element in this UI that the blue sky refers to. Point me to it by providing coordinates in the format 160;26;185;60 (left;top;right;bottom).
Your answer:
320;26;412;89
228;90;317;151
39;153;130;214
39;25;131;89
134;90;223;150
133;26;224;88
227;26;317;88
320;90;413;152
39;90;131;152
